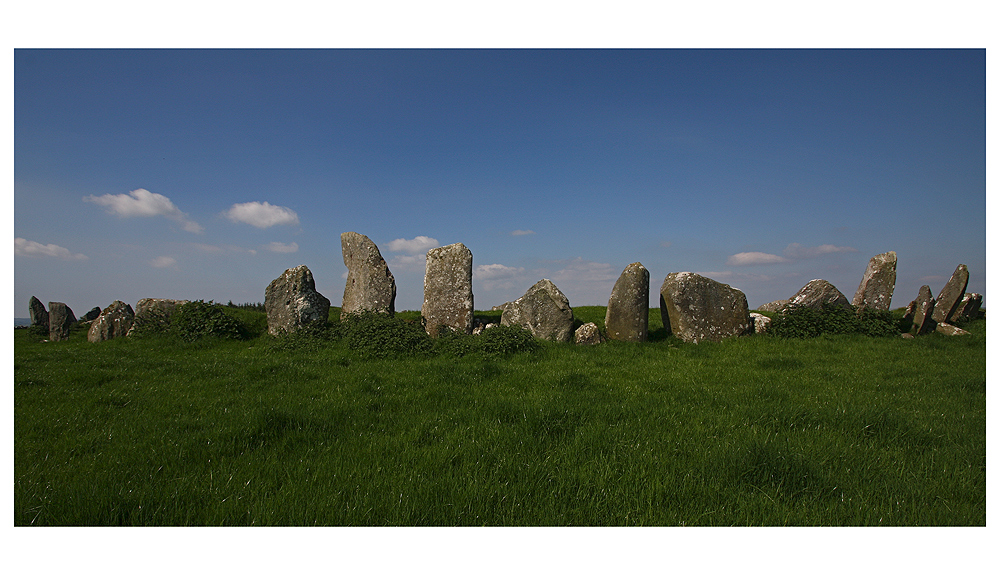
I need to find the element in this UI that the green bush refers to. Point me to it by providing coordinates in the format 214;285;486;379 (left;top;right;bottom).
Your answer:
478;324;540;358
768;303;899;339
127;307;171;338
169;300;248;342
341;311;433;359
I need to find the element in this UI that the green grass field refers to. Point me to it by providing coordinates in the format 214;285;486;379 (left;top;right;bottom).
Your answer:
13;306;985;526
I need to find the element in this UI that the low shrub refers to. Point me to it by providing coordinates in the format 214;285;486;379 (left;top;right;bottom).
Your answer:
768;303;899;339
341;311;433;359
477;324;540;358
170;300;248;342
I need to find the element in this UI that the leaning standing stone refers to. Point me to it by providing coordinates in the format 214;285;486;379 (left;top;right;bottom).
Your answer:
930;264;969;324
909;285;937;335
29;296;48;328
88;301;135;343
605;262;649;342
659;272;751;343
265;265;331;336
421;243;474;336
951;293;983;322
787;279;851;310
80;307;102;322
501;279;575;342
48;302;76;341
341;231;396;319
852;251;897;312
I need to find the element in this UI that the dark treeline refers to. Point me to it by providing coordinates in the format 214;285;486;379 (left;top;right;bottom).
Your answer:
225;301;265;312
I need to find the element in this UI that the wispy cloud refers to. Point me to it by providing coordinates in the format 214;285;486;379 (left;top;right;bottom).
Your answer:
474;263;527;291
84;188;203;233
388;254;429;272
510;229;535;236
550;257;618;283
727;243;858;266
223;201;299;229
783;243;858;259
150;256;177;268
265;241;299;253
386;236;440;255
14;238;88;260
727;252;791;266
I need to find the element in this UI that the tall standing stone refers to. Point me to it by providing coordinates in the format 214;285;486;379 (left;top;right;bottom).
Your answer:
930;264;969;324
786;279;851;310
852;251;897;312
265;265;331;336
659;272;751;344
341;231;396;319
28;296;48;328
605;262;649;342
909;285;937;335
48;302;76;341
421;243;474;337
88;301;135;342
500;279;574;342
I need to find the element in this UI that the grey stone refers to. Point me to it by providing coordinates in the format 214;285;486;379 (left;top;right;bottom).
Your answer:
341;231;396;319
750;312;771;334
935;323;969;336
852;251;897;312
127;298;190;336
659;272;751;343
29;296;48;328
930;264;969;324
951;293;983;322
909;285;936;335
605;262;649;342
265;265;331;336
900;332;915;339
80;306;102;322
500;279;574;342
47;302;76;341
88;301;135;343
787;279;851;310
756;300;789;313
421;243;474;337
574;322;605;345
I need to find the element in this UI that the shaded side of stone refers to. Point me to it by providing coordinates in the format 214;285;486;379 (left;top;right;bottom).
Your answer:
80;307;102;322
852;251;897;312
500;279;574;342
930;264;969;324
951;293;982;322
421;243;474;337
48;302;76;341
265;265;331;336
910;285;937;335
341;231;396;319
88;301;135;343
605;262;649;342
659;272;751;344
29;296;49;328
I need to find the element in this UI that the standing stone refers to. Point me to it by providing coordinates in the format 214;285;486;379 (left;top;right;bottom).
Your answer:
951;293;983;322
421;243;474;337
48;302;76;341
852;251;897;312
127;298;190;336
88;301;135;343
786;279;851;310
605;262;649;342
930;264;969;324
574;322;605;345
341;231;396;319
265;265;331;336
500;279;574;342
80;307;102;322
909;285;937;335
756;300;789;313
659;272;751;344
28;296;48;328
750;312;771;334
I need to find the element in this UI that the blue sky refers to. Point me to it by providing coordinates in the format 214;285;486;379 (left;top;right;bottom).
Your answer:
13;48;986;316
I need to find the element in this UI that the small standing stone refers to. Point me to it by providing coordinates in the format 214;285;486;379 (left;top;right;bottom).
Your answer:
852;251;897;312
29;296;48;328
48;302;76;341
341;231;396;319
930;264;969;324
265;265;331;336
574;322;605;345
750;312;771;334
500;279;574;342
909;285;937;335
605;262;649;342
88;301;135;343
421;243;474;337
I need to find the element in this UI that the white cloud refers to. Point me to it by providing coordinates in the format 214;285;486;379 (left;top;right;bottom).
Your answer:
474;263;525;280
14;238;88;260
388;254;428;272
265;241;299;253
386;236;440;255
727;252;791;266
223;201;300;229
783;243;858;259
84;188;203;233
150;256;177;268
510;229;535;236
550;257;617;283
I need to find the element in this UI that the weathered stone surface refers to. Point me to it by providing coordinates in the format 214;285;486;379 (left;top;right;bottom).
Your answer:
88;301;135;343
951;293;983;322
852;251;897;312
787;279;851;310
756;300;789;313
930;264;969;324
80;306;102;322
900;300;917;333
127;298;190;336
500;279;574;342
750;312;771;334
421;243;474;337
341;231;396;319
909;285;937;335
48;302;76;341
265;265;331;336
605;262;649;342
29;296;48;328
659;272;751;343
574;322;605;345
935;323;969;336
